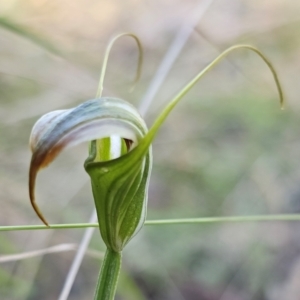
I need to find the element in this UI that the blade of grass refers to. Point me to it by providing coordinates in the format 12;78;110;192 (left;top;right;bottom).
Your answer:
0;17;62;56
2;214;300;232
0;243;104;263
58;210;98;300
138;0;216;116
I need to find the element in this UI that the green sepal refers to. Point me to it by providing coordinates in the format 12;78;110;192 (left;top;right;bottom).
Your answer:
84;139;152;252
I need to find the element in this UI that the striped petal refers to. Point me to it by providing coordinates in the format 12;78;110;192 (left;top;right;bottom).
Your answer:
29;97;148;225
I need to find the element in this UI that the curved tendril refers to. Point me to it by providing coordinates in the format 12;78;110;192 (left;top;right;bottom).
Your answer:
138;44;285;152
96;33;143;98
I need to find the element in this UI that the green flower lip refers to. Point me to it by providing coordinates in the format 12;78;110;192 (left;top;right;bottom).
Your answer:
29;97;148;226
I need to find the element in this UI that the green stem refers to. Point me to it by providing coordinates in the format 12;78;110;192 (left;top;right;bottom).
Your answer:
91;32;142;300
94;248;122;300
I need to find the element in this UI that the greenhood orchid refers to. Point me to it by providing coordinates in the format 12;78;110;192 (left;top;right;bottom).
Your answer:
28;34;284;300
29;97;152;252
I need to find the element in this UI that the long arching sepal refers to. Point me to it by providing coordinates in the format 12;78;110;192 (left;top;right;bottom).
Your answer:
29;97;149;226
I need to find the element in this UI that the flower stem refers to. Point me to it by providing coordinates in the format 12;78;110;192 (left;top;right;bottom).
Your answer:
94;248;122;300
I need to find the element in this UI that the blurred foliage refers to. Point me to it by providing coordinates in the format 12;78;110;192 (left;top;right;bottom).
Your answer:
0;17;61;56
1;0;300;299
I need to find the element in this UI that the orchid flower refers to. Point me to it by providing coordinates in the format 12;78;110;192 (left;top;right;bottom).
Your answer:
28;34;283;300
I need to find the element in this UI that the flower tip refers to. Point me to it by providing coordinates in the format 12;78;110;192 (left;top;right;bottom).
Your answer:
30;195;50;226
29;161;49;226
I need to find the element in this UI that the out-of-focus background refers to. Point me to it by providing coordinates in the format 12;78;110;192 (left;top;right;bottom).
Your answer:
1;0;300;299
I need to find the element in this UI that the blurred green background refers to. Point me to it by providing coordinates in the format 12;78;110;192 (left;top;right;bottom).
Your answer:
1;0;300;299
